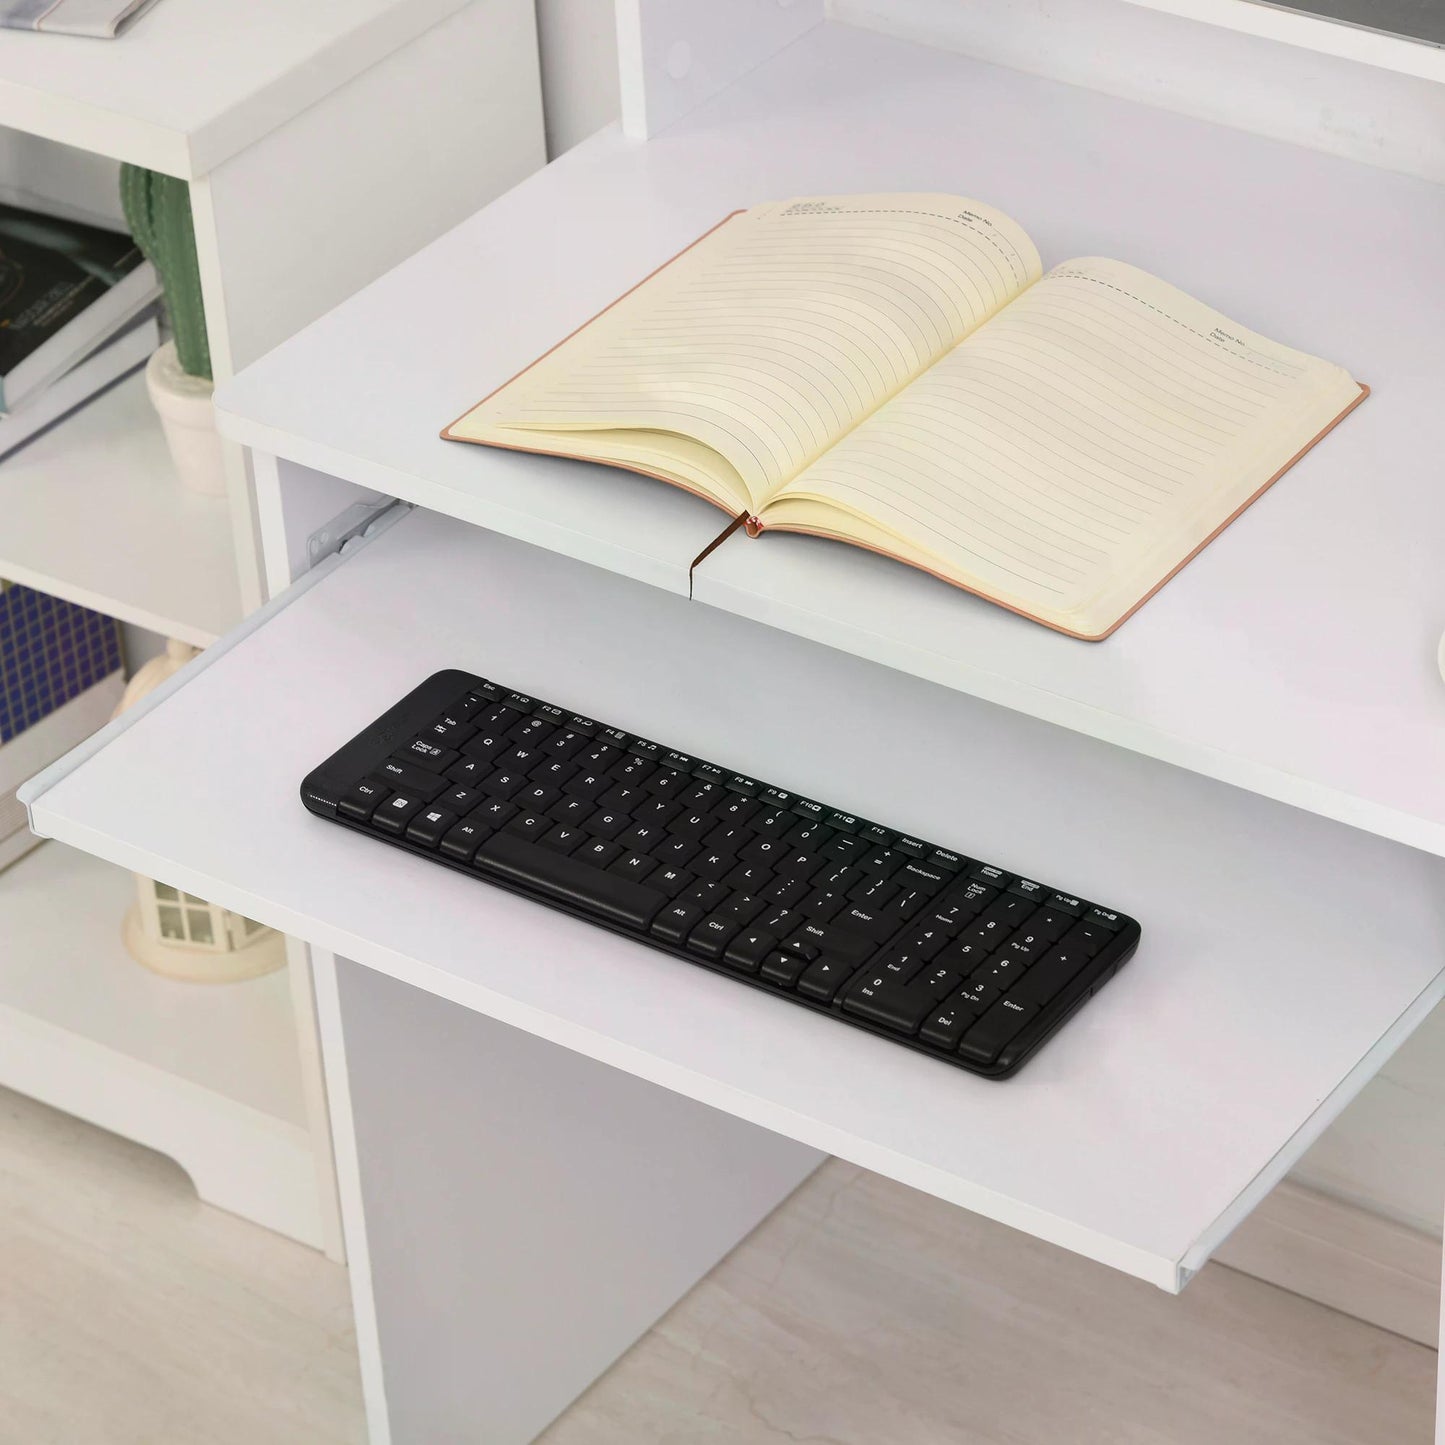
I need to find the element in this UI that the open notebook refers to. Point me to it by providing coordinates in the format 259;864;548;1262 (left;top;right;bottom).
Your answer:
444;194;1365;640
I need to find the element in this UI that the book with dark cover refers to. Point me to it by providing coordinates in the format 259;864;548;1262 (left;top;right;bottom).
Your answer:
0;203;158;412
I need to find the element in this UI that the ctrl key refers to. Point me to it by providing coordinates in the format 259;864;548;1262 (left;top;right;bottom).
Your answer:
339;778;389;822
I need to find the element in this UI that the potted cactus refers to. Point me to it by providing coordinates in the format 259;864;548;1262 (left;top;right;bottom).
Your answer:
120;164;225;496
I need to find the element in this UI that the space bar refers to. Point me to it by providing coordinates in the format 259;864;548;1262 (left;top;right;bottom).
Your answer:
475;833;667;931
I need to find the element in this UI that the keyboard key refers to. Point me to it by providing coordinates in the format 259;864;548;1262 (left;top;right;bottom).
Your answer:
540;824;588;856
689;913;741;958
476;833;666;931
518;784;562;814
534;703;568;726
835;903;896;941
797;956;860;1002
857;848;906;879
969;863;1009;888
657;837;701;868
759;786;794;809
897;860;950;893
1029;908;1074;943
920;989;986;1049
671;811;714;841
784;920;875;964
859;823;894;848
437;785;483;815
928;847;965;872
545;730;591;760
723;862;773;895
841;970;938;1031
946;879;998;913
339;779;389;821
1064;920;1112;956
800;888;846;922
650;866;695;898
373;791;426;834
375;757;449;797
399;738;457;772
723;928;776;974
786;819;833;850
1048;892;1085;916
725;773;760;796
764;876;811;909
826;811;862;834
1085;906;1124;932
506;811;553;845
620;821;668;852
959;998;1039;1065
750;809;795;840
741;836;789;866
482;769;527;800
575;839;624;870
548;795;593;827
564;769;610;801
472;798;518;829
1009;945;1092;1011
694;851;734;882
761;951;808;987
588;808;630;841
652;901;705;946
609;852;657;884
1008;878;1050;904
407;806;458;848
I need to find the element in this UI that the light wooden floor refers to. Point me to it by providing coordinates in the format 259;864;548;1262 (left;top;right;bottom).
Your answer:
0;1085;1434;1445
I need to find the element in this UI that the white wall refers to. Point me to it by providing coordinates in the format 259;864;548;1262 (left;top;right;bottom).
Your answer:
534;0;1445;1244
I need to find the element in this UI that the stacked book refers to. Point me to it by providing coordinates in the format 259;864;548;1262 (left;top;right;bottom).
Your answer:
0;200;160;459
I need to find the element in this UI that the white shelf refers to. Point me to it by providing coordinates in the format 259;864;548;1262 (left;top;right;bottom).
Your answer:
22;508;1445;1290
0;840;320;1242
0;372;241;645
0;0;470;178
213;21;1445;854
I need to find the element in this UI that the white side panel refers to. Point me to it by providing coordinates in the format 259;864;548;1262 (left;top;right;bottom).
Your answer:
337;957;822;1444
191;0;544;378
832;0;1445;183
616;0;824;139
537;0;622;155
191;0;544;611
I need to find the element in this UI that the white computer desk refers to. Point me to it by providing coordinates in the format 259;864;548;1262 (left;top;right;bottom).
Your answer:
22;8;1445;1441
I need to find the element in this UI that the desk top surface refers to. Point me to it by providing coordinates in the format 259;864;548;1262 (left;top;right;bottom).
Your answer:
216;21;1445;852
29;508;1445;1290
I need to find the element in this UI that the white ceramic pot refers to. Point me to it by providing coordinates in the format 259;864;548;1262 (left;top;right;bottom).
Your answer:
145;340;227;497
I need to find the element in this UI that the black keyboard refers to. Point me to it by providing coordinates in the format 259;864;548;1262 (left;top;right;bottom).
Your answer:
301;671;1139;1078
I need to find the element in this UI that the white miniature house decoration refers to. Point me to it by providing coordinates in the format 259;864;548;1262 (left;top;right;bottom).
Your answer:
114;639;284;982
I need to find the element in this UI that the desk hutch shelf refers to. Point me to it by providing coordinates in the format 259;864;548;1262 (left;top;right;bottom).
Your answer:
0;0;544;1254
20;2;1445;1441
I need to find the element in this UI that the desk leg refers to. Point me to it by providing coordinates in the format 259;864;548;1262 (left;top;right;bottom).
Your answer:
314;953;826;1445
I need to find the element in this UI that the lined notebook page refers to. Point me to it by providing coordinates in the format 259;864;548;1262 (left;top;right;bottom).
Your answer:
447;196;1042;512
766;257;1361;635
